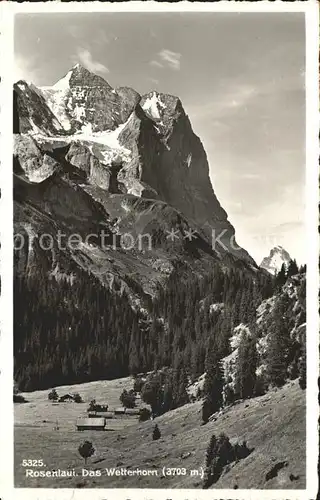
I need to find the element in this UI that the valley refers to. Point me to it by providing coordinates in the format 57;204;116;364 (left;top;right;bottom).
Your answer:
15;378;305;489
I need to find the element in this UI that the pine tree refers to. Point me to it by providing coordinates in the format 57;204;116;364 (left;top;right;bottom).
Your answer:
128;331;140;376
139;407;151;422
203;433;235;488
287;259;299;279
203;433;217;488
133;376;144;394
88;399;96;411
202;397;212;424
73;393;83;403
299;264;307;274
163;376;174;413
275;263;287;289
202;349;224;421
190;344;202;382
48;388;59;401
205;434;217;467
172;362;189;409
235;333;257;399
120;389;136;408
152;424;161;441
266;297;290;387
141;373;163;416
298;343;306;390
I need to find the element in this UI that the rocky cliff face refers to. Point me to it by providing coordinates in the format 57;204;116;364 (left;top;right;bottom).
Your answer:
13;64;256;300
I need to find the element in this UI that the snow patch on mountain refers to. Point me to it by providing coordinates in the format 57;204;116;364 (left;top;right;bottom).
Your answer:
26;114;133;169
52;70;73;91
126;181;145;197
40;87;72;131
17;82;28;92
73;103;86;122
76;119;130;148
142;92;166;120
72;116;132;165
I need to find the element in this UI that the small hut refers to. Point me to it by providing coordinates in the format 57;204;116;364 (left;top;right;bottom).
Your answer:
125;408;140;416
91;411;114;419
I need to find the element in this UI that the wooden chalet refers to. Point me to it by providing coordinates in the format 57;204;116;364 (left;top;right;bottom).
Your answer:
88;411;114;419
76;417;106;431
114;407;126;415
125;408;140;416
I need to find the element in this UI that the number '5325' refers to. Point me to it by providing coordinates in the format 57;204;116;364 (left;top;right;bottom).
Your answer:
22;460;44;467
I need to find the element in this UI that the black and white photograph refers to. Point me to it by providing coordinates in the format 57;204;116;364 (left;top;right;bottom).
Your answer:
0;2;318;498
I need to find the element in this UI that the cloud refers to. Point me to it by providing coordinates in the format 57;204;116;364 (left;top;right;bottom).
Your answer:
75;48;109;75
226;85;257;109
159;49;181;70
187;82;261;122
150;60;163;69
150;49;181;71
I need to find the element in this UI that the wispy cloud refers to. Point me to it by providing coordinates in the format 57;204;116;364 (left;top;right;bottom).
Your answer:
188;82;258;121
148;77;160;86
150;60;163;69
150;49;181;71
74;48;109;75
226;85;257;110
159;49;181;70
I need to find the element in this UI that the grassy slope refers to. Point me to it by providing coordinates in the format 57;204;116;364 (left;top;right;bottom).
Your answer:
15;378;305;489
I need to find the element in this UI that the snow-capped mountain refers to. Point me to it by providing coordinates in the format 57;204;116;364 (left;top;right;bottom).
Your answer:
39;64;140;135
260;245;292;275
13;63;257;298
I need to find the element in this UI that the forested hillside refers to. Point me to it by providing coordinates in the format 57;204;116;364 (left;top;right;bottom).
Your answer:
15;260;305;396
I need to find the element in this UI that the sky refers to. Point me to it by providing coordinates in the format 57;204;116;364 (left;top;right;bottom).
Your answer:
14;12;306;264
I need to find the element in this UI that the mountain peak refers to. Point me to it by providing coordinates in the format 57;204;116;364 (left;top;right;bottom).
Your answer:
140;90;183;122
270;245;291;258
69;63;95;77
51;64;112;91
273;244;285;252
260;245;292;275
